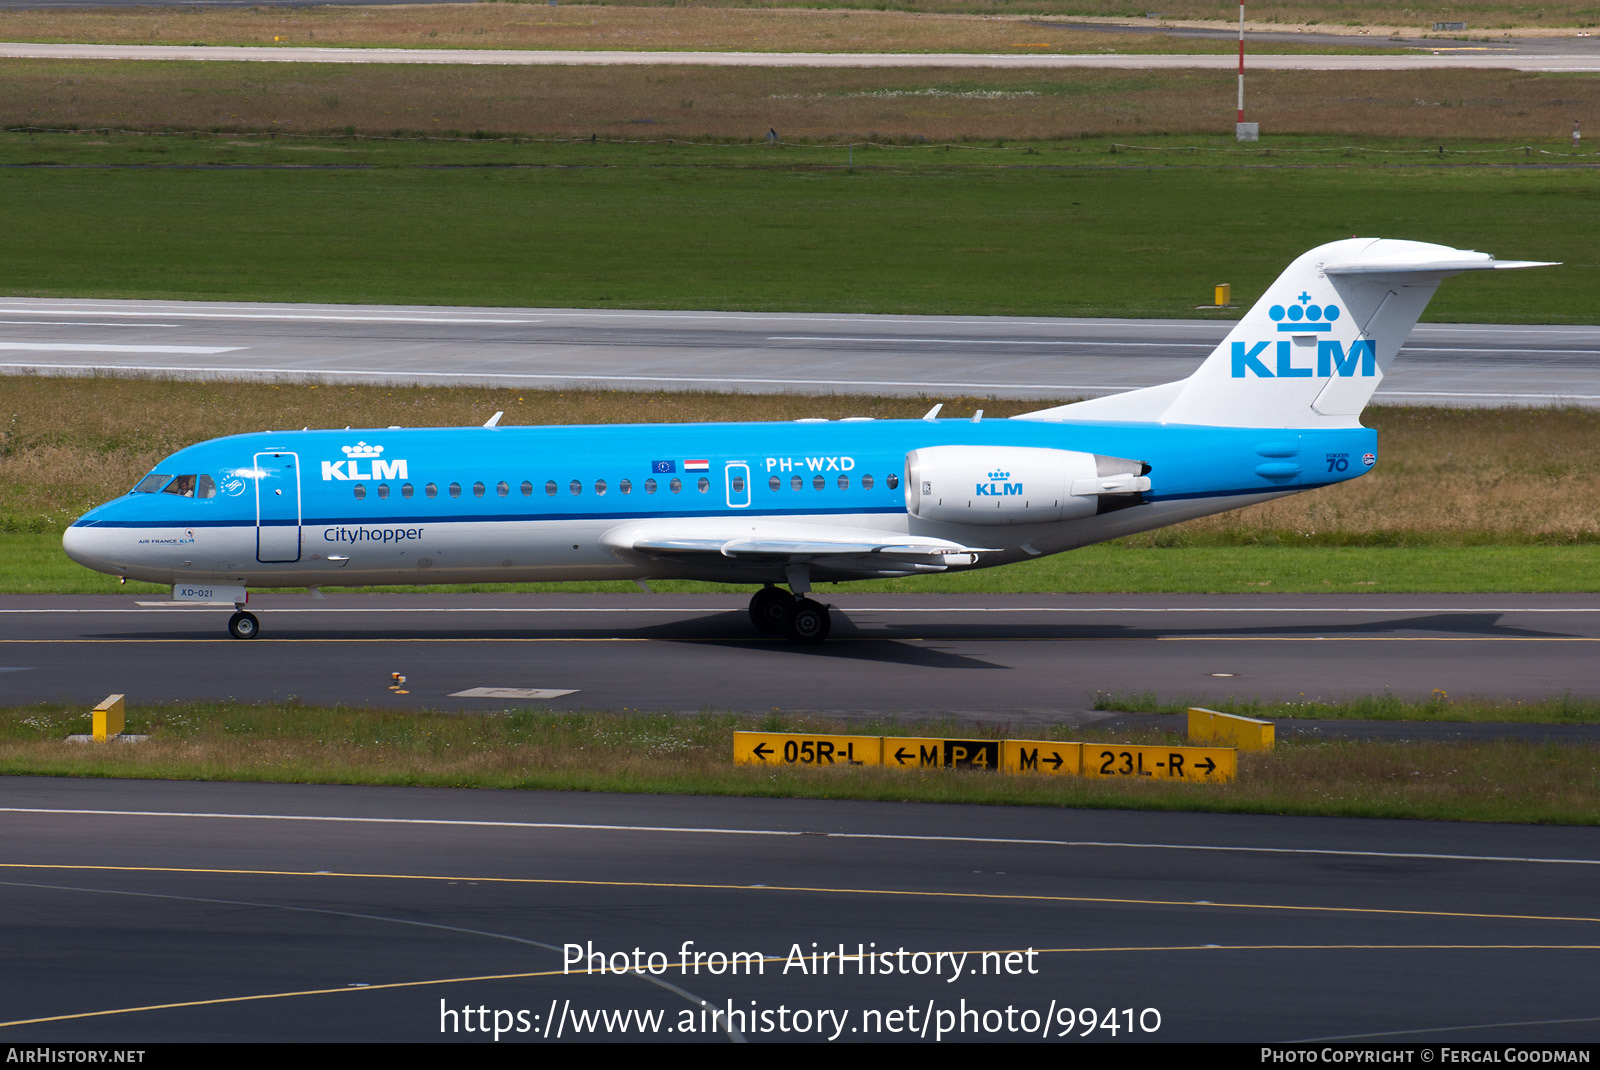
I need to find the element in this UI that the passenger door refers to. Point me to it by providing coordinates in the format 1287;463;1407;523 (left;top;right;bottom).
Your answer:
254;452;302;563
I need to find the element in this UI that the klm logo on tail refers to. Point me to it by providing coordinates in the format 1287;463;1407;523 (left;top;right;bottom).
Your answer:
1231;294;1376;379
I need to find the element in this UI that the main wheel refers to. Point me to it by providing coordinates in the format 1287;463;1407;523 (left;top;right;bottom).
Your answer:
783;598;831;645
228;611;260;640
749;586;792;633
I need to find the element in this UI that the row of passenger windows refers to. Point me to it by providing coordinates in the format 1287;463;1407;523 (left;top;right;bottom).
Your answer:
350;473;901;501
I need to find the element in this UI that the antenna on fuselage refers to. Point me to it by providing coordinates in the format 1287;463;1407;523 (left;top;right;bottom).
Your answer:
483;411;504;428
922;404;943;422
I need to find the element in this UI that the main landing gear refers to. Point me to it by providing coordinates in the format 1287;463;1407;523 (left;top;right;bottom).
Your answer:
228;610;259;640
748;585;832;645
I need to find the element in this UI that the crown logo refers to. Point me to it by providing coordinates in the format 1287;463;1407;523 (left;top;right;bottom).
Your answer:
1268;292;1343;331
987;470;1011;481
342;442;384;458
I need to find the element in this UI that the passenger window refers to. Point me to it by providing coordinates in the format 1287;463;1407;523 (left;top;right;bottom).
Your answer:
377;483;391;500
163;474;197;497
473;482;486;498
132;473;171;494
425;483;438;498
862;474;875;490
790;475;802;492
813;474;825;491
644;478;657;494
521;481;533;497
731;476;745;492
768;476;780;492
401;483;415;499
697;477;710;493
887;473;900;490
570;480;582;496
497;481;509;497
197;474;217;499
545;481;557;496
837;475;849;490
595;479;608;496
620;479;632;495
669;478;682;494
449;483;462;499
354;484;367;500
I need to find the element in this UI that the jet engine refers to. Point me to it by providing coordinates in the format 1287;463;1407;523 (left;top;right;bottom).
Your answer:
905;446;1150;525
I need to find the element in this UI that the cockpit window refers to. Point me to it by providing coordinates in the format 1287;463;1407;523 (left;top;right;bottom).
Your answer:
197;474;217;499
133;474;171;494
162;474;198;497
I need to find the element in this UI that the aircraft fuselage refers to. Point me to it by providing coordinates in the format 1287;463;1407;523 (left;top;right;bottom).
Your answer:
64;416;1374;588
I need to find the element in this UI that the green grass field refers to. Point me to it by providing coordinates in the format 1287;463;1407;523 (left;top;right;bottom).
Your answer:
4;703;1596;823
0;131;1594;320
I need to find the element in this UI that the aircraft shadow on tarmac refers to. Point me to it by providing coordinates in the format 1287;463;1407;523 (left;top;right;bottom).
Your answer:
81;609;1574;655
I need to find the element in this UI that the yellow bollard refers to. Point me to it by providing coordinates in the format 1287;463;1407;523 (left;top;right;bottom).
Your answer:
92;695;126;743
1214;283;1232;307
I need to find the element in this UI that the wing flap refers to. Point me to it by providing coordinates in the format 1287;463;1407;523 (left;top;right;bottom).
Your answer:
603;519;992;571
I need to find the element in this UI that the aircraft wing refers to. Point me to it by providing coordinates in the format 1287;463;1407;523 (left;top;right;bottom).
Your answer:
601;519;992;576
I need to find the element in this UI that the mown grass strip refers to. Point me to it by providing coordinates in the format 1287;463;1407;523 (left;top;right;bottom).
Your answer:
3;703;1596;824
0;134;1592;318
3;0;1595;36
0;4;1378;54
1095;691;1600;723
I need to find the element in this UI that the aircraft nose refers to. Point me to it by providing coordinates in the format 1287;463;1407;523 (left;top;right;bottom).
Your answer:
62;522;125;577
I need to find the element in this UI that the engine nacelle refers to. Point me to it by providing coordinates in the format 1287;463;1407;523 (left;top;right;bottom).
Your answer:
905;446;1150;526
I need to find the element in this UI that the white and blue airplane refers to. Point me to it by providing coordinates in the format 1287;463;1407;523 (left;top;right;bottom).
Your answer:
63;238;1548;643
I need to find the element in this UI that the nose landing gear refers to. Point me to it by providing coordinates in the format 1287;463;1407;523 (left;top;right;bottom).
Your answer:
228;607;259;640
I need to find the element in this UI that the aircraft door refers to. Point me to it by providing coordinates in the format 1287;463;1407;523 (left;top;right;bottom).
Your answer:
725;462;751;509
254;451;303;563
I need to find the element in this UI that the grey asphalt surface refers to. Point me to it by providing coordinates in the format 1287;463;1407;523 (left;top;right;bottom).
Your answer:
3;298;1598;405
3;40;1600;69
5;593;1600;717
3;776;1598;1043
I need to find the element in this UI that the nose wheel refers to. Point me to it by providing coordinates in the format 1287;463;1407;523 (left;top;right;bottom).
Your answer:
228;611;260;640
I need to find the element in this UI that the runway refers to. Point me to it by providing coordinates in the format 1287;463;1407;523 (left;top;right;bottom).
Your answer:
5;593;1600;714
2;41;1599;70
3;298;1598;405
2;776;1598;1043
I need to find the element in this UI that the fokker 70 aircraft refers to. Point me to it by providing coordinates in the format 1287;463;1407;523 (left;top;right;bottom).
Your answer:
64;239;1547;643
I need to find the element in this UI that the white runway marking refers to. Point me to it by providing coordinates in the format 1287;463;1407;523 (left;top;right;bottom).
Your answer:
0;308;538;324
0;343;244;355
449;687;579;699
0;361;1149;393
0;321;178;328
769;335;1211;348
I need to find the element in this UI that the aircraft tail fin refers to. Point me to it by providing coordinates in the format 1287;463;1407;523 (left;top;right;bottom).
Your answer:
1017;239;1554;429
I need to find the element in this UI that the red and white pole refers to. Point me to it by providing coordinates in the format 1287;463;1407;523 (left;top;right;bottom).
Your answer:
1237;2;1245;123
